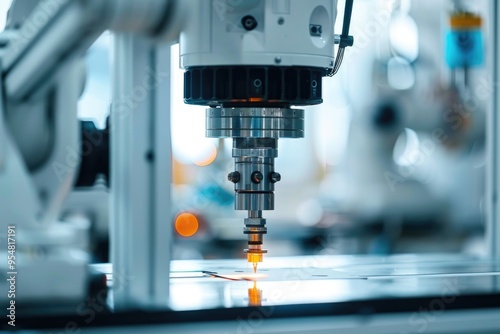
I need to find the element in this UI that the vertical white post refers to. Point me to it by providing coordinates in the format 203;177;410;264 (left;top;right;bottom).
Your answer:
486;0;500;260
111;34;172;309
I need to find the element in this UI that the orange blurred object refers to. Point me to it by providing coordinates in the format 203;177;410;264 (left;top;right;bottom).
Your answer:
175;213;199;237
248;281;262;307
193;144;218;167
249;97;263;102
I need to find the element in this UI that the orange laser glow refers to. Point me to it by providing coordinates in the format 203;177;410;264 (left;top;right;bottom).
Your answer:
175;213;199;237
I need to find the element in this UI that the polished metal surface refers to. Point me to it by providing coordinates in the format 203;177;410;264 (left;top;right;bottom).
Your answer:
243;212;267;255
207;128;303;138
235;192;274;210
207;107;305;119
231;137;278;218
233;148;278;158
206;107;305;139
234;161;275;192
23;255;497;333
92;254;500;311
178;254;500;310
205;107;301;263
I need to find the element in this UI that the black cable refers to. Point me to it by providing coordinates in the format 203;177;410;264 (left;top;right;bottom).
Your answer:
341;0;354;44
329;0;354;76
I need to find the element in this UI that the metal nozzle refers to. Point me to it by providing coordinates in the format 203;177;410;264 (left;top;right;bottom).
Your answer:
246;250;266;273
244;210;267;272
247;253;262;273
205;107;304;272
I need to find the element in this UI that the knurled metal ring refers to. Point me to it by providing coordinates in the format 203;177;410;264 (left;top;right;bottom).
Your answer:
206;107;305;139
207;108;304;118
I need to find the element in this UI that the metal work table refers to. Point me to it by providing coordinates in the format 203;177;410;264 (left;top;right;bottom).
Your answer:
9;254;500;333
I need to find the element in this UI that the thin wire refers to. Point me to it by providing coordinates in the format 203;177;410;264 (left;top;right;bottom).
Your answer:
329;47;345;76
328;0;354;76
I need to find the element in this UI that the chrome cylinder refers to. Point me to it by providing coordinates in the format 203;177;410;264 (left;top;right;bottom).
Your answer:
243;210;267;256
206;107;304;212
233;138;277;211
206;107;305;138
206;107;304;258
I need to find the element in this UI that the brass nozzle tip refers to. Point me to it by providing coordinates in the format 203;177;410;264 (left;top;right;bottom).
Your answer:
247;253;263;264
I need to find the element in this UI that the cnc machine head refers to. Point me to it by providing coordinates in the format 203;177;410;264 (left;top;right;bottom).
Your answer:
180;0;353;270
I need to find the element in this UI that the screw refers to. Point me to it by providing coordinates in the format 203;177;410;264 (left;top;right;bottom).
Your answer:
242;15;258;31
275;56;282;64
269;172;281;183
228;171;240;183
251;171;263;184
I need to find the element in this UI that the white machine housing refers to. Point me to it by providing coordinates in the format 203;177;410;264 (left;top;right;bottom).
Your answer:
180;0;337;69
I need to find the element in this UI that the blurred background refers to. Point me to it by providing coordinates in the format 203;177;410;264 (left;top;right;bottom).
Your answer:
1;0;489;264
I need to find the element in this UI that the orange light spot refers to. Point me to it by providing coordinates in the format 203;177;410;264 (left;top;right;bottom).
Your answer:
193;144;217;167
249;97;263;102
175;213;199;237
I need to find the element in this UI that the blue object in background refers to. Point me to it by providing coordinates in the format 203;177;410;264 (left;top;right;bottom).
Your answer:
445;29;483;69
198;184;234;207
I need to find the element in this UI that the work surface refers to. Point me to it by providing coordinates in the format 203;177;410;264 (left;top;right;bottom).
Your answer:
9;254;500;332
94;254;500;310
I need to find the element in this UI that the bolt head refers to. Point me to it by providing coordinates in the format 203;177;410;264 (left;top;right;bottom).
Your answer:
228;171;240;183
251;171;263;184
269;172;281;183
242;15;258;31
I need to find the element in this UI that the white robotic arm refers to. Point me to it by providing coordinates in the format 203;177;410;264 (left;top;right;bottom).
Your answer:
0;0;186;306
2;0;184;101
1;0;186;226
